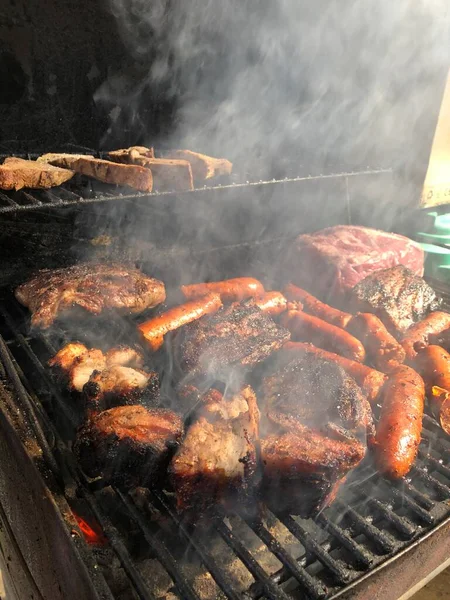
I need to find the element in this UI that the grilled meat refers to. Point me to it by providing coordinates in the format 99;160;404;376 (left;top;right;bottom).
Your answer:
83;365;160;415
261;421;365;516
175;302;290;380
163;150;232;182
108;146;155;162
349;265;440;334
261;354;372;438
16;262;166;329
74;406;183;487
0;157;74;190
49;344;107;392
105;346;144;368
38;153;153;192
170;385;260;513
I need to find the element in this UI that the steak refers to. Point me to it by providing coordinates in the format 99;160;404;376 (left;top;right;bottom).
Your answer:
261;354;372;438
16;262;166;328
170;385;260;513
349;265;441;334
283;226;424;303
74;406;183;488
38;153;153;192
174;302;290;380
0;157;74;190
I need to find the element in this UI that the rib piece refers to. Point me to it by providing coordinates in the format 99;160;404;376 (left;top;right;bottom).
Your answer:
163;149;232;182
0;157;74;190
83;365;160;415
74;406;183;487
349;265;441;334
261;423;365;517
16;262;166;328
38;153;153;192
108;146;155;162
175;302;290;379
170;385;260;513
261;354;372;437
108;149;194;192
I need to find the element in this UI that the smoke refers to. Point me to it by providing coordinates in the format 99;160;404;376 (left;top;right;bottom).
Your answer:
96;0;448;176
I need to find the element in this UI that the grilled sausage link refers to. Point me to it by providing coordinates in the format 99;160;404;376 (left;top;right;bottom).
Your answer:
346;313;406;373
413;344;450;394
138;293;222;352
181;277;264;303
253;291;288;316
374;365;425;479
280;310;366;362
284;283;352;328
429;386;450;435
401;312;450;360
281;341;386;404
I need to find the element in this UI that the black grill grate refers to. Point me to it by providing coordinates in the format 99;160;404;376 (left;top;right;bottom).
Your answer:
1;290;450;600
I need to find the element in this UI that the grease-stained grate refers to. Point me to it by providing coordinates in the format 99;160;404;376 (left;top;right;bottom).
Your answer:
0;291;450;600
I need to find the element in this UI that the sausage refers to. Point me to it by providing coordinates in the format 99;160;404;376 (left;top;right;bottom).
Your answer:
430;386;450;435
280;341;386;404
280;309;366;363
284;283;352;328
374;365;425;479
429;328;450;352
346;313;406;373
413;344;450;394
138;293;222;352
253;291;288;316
401;311;450;360
181;277;265;303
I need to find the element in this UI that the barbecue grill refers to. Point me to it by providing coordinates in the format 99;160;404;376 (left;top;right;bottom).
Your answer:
1;1;450;598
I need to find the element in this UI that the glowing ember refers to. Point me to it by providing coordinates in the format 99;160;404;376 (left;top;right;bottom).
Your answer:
73;513;107;546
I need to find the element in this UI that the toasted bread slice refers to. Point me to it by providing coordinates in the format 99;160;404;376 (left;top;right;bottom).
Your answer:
163;150;232;182
38;154;153;192
0;157;74;191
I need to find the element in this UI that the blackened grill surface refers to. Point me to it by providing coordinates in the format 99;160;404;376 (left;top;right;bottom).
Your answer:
1;286;450;600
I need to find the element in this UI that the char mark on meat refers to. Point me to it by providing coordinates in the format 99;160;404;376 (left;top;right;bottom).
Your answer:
170;385;260;514
15;262;166;329
261;354;372;438
175;302;290;381
349;265;440;334
74;406;183;488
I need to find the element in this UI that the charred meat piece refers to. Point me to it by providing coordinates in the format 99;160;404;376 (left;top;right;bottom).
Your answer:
48;342;88;373
105;346;144;368
170;385;260;513
0;157;74;190
74;406;183;487
175;302;290;379
261;422;365;517
261;354;372;438
349;265;440;334
16;262;166;328
83;365;160;415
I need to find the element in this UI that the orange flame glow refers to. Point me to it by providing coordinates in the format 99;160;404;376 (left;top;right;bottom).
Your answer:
73;513;107;546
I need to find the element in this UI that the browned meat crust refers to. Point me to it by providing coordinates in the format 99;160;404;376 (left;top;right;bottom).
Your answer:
349;265;440;334
38;153;153;192
0;157;74;190
170;385;260;513
16;262;166;328
74;406;183;487
163;150;232;182
175;302;290;379
108;146;155;162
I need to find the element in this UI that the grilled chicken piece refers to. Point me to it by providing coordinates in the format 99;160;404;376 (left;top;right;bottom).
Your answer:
48;342;88;372
83;365;160;415
38;154;153;192
69;349;107;393
105;346;144;368
16;262;166;329
261;421;365;517
349;265;440;334
0;157;74;190
170;385;260;513
175;302;290;380
74;406;183;487
163;150;232;182
261;354;373;438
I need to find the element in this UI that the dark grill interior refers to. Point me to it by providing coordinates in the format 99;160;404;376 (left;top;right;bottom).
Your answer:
1;280;450;600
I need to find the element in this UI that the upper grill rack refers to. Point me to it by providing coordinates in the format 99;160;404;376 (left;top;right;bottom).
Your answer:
1;290;450;600
0;149;391;214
